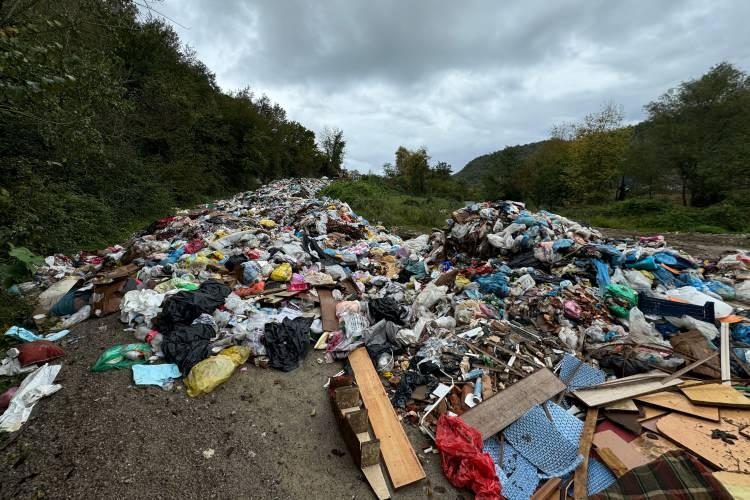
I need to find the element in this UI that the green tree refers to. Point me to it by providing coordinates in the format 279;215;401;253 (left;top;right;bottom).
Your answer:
320;127;346;176
644;62;750;206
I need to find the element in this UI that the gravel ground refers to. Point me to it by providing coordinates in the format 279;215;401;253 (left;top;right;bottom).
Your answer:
0;315;460;499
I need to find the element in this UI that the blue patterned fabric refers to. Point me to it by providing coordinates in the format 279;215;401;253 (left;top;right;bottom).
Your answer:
484;436;539;500
559;353;605;391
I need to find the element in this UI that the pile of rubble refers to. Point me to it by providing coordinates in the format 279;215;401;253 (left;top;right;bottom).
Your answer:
3;178;750;499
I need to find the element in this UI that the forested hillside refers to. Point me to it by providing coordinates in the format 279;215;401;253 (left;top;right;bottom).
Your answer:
456;63;750;231
0;0;343;259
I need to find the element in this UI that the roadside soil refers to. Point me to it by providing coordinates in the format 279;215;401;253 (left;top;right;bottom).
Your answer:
0;314;458;499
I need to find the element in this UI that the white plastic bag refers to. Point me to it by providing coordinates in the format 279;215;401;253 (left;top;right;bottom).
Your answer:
666;286;733;318
0;364;62;432
628;307;669;346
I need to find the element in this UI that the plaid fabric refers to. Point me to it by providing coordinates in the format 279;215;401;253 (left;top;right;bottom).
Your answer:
591;450;732;500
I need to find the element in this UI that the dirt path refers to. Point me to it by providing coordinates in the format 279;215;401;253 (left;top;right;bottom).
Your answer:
0;315;457;499
600;228;750;257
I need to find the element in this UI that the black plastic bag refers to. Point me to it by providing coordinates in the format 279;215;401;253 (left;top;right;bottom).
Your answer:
162;323;215;374
369;297;407;326
156;279;230;329
264;317;312;372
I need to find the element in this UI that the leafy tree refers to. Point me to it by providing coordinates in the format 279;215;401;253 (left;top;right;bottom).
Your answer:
319;127;346;177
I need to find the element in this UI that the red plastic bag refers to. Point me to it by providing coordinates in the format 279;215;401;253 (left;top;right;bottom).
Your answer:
17;340;65;366
436;415;502;500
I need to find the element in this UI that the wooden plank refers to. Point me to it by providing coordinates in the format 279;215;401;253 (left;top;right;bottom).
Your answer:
680;382;750;408
574;408;598;500
573;376;683;407
461;368;565;438
317;288;339;332
362;464;391;500
596;448;628;477
661;351;718;384
637;405;668;421
713;471;750;499
657;413;750;472
603;411;642;435
635;391;719;421
721;322;731;385
348;348;425;488
604;399;639;412
593;430;650;470
531;478;561;500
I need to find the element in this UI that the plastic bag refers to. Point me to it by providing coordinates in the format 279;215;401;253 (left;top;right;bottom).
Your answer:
184;346;250;397
18;341;65;366
604;283;638;318
435;415;501;499
270;262;292;282
475;272;509;297
628;307;669;346
92;343;152;372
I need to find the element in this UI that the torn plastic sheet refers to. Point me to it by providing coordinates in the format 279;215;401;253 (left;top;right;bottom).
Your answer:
132;363;181;388
4;326;69;343
0;364;62;432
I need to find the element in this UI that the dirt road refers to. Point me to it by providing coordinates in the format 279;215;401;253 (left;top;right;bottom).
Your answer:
0;315;458;499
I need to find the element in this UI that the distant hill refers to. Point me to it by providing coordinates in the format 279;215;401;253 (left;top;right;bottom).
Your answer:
454;141;545;184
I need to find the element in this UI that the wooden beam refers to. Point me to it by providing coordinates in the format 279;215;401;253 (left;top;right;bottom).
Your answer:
531;478;561;500
661;351;718;385
573;407;598;500
461;368;565;438
348;348;425;488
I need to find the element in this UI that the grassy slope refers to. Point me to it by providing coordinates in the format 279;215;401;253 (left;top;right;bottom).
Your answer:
320;177;464;234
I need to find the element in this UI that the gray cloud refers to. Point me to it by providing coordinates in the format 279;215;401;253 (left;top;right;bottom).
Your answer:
153;0;750;172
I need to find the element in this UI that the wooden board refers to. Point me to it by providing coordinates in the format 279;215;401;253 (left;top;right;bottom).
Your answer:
531;478;561;500
713;471;750;499
604;399;639;412
721;408;750;427
637;405;668;422
657;413;750;472
639;417;662;434
635;391;719;421
317;288;339;332
592;430;650;471
574;408;598;500
680;383;750;408
362;464;390;500
348;348;425;488
603;411;641;435
630;432;680;462
596;448;628;477
574;375;683;407
460;368;565;438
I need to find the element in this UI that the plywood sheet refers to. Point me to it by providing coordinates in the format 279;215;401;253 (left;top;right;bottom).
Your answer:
593;430;650;470
630;432;680;462
460;368;565;438
657;413;750;472
721;408;750;427
573;375;682;407
317;288;339;332
348;348;425;488
604;399;639;412
680;383;750;408
713;471;750;499
637;405;668;422
635;391;719;421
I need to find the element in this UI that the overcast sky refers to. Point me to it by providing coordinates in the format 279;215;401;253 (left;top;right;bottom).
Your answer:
152;0;750;173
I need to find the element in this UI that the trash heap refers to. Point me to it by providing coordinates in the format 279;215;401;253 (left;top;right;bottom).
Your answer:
3;178;750;499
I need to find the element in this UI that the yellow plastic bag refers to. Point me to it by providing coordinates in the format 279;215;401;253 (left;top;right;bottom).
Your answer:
270;262;292;282
455;274;471;289
259;219;277;229
184;346;250;397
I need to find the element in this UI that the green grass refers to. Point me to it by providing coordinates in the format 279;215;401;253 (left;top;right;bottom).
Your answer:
320;176;464;234
560;197;750;234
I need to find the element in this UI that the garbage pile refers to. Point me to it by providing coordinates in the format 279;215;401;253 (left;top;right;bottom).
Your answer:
3;178;750;499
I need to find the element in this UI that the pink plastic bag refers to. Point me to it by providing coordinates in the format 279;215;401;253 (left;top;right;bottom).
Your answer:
436;415;502;499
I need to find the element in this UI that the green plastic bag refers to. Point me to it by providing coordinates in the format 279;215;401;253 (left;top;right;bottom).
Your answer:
92;343;152;372
604;283;638;319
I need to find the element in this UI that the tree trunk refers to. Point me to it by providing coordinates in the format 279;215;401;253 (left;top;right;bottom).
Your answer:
681;176;688;207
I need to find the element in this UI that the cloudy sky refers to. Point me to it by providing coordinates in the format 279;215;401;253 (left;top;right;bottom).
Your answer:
152;0;750;173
